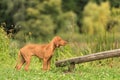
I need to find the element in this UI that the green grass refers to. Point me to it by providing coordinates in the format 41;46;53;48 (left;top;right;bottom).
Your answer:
0;63;120;80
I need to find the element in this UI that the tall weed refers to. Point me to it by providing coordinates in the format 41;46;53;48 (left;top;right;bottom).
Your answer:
0;27;10;64
0;27;17;66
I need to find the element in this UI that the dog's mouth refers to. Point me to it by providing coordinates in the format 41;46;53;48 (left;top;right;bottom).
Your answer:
56;45;60;48
55;41;67;48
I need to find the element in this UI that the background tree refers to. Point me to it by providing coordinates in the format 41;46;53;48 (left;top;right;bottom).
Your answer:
82;1;111;35
62;0;88;32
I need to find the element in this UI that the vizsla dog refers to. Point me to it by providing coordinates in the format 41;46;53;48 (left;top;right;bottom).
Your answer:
15;36;67;71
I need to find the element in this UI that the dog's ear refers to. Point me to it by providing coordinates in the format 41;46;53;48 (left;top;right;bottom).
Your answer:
53;37;60;47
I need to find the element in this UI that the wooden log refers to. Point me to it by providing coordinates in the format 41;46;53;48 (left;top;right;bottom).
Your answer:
55;49;120;67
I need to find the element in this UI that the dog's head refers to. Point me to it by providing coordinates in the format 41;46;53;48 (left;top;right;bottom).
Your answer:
52;36;67;47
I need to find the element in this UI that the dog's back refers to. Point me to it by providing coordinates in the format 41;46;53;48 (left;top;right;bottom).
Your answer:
20;44;48;58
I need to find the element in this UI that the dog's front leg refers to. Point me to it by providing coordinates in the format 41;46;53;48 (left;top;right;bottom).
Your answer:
47;56;52;70
43;58;48;70
47;60;51;70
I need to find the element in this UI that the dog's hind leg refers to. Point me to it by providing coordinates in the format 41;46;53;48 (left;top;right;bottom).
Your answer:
15;51;25;70
24;55;31;71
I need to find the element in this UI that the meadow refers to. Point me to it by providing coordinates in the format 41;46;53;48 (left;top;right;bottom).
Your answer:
0;64;120;80
0;27;120;80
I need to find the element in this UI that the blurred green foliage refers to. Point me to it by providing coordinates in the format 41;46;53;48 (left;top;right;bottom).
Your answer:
110;8;120;32
82;1;110;35
0;0;120;42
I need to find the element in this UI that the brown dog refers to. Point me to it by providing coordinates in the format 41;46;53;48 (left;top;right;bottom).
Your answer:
15;36;67;71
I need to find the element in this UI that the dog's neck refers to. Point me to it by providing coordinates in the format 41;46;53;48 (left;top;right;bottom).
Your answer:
48;41;57;51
